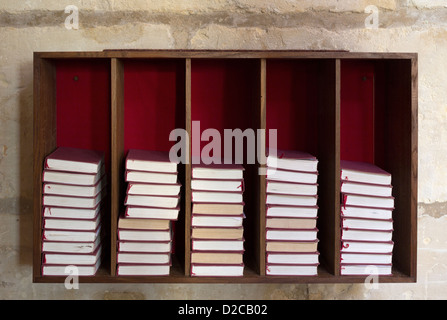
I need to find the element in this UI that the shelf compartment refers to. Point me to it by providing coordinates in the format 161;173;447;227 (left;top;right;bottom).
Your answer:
33;58;112;279
111;58;187;276
190;58;262;276
264;59;339;276
340;58;417;279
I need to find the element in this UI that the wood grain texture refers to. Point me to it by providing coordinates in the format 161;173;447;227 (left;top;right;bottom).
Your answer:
33;56;57;280
110;58;125;276
35;50;417;60
32;265;414;283
410;56;418;280
184;58;192;276
380;58;417;279
315;59;340;276
258;58;267;276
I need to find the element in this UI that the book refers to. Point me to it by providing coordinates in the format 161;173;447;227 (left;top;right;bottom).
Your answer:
43;177;106;197
42;226;101;242
43;245;102;265
117;252;171;264
42;236;101;253
266;205;318;218
341;240;394;253
266;168;318;184
117;229;172;242
126;182;181;196
341;228;393;242
340;160;392;186
340;205;393;220
126;149;178;173
266;217;317;229
266;148;318;172
43;166;105;186
266;229;318;241
340;252;392;264
42;259;102;276
125;170;178;184
124;194;179;208
266;240;319;253
266;181;318;196
44;147;104;174
190;264;244;277
191;215;244;228
342;193;394;209
191;251;244;264
125;206;180;220
266;264;318;276
118;216;171;230
340;180;392;197
191;179;244;192
43;191;105;209
191;227;244;240
266;252;320;265
340;264;392;276
341;217;393;231
117;241;172;253
43;205;102;220
192;191;243;204
117;263;171;276
43;214;101;231
191;163;244;180
266;194;318;207
192;203;244;215
191;239;244;251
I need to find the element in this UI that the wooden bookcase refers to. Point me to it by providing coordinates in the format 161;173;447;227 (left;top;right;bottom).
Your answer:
33;50;418;283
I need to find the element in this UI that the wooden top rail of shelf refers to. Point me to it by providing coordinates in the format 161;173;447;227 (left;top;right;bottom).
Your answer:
34;50;417;60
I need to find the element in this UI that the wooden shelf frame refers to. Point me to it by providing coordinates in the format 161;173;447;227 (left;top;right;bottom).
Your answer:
33;50;417;283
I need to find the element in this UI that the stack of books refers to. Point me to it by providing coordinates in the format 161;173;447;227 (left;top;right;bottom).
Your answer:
339;160;394;276
190;160;245;277
116;149;180;276
264;149;320;276
41;147;106;276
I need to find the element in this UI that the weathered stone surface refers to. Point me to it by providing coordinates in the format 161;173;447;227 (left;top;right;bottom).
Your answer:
408;0;447;9
103;291;146;300
0;1;399;14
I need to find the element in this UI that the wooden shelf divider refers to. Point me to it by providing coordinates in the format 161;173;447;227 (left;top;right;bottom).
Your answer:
110;58;125;276
257;58;267;276
184;58;192;276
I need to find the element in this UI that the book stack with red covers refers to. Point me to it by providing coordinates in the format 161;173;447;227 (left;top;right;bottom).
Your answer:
264;149;320;276
116;149;180;276
41;147;106;276
190;160;245;277
339;160;394;276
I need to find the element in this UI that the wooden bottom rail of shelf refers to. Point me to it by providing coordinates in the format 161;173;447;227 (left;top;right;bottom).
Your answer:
33;266;415;284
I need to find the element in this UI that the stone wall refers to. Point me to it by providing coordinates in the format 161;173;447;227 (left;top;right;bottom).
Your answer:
1;0;446;299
